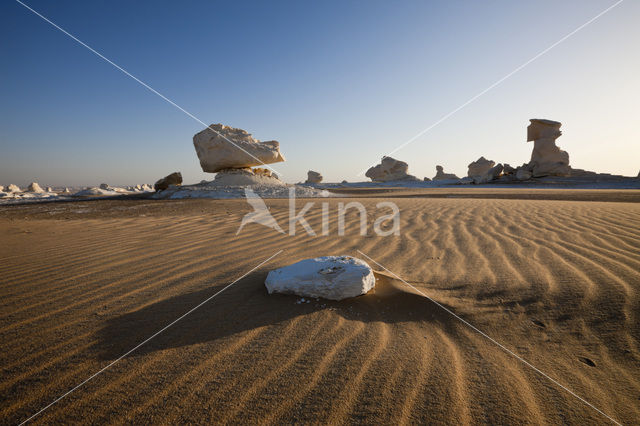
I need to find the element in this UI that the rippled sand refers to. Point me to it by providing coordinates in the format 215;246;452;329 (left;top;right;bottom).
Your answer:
1;189;639;424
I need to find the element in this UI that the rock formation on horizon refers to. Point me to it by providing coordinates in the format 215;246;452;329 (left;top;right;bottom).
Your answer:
466;157;505;183
365;157;419;182
503;164;516;175
193;124;286;186
305;170;323;184
433;165;459;181
467;157;495;178
6;184;20;192
526;119;570;177
27;182;44;193
154;172;183;191
193;124;285;173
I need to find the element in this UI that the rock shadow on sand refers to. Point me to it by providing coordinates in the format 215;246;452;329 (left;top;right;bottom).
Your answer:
93;271;458;360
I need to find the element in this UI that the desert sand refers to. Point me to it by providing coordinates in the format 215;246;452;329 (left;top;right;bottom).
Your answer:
1;188;639;424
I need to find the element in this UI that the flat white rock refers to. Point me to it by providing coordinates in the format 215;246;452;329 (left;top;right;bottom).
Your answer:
265;256;375;301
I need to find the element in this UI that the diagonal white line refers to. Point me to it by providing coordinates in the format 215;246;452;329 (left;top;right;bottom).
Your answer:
14;0;283;176
19;249;284;425
356;250;622;426
356;0;624;177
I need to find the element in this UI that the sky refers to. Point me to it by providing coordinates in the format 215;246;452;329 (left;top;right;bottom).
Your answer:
1;0;638;186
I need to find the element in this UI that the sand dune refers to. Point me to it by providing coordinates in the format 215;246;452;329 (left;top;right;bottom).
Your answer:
1;192;639;424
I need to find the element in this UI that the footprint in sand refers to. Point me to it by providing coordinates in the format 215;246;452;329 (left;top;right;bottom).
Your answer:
577;356;596;367
530;319;546;328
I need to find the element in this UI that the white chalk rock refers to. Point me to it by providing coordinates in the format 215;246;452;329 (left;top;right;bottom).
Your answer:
527;119;570;177
365;157;419;182
265;256;376;301
193;124;285;173
433;165;459;181
0;185;4;192
467;157;495;178
306;170;323;184
473;163;503;184
6;184;20;192
27;182;44;193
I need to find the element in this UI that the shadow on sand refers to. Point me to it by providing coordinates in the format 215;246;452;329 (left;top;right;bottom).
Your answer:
92;271;459;360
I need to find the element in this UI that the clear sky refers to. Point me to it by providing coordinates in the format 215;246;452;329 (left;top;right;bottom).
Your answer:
1;0;638;186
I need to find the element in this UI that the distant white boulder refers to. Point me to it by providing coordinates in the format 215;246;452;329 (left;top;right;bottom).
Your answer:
46;186;53;192
365;157;419;182
305;170;323;184
6;184;20;192
193;124;285;173
265;256;376;301
27;182;44;193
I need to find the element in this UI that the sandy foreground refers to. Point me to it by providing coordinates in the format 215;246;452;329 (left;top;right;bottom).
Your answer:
1;188;639;424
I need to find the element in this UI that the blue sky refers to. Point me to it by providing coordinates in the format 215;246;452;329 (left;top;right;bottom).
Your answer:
1;0;638;186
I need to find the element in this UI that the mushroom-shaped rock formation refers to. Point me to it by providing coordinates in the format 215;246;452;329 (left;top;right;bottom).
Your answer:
433;165;459;181
154;172;183;191
365;157;419;182
467;157;495;178
27;182;44;193
265;256;376;301
526;119;570;177
305;170;323;184
193;124;285;173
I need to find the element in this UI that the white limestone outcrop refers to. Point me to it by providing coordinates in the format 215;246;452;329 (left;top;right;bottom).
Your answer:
527;119;570;177
265;256;376;301
433;165;459;181
27;182;44;193
467;157;495;178
193;124;285;173
365;157;418;182
306;170;323;184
